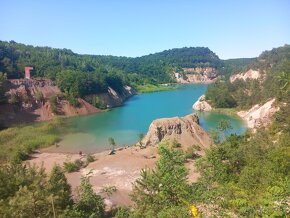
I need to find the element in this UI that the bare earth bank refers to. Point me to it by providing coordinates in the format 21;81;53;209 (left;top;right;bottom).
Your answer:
28;145;200;208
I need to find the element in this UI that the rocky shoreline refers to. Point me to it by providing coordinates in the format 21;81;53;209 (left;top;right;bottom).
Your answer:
192;94;278;131
28;112;209;208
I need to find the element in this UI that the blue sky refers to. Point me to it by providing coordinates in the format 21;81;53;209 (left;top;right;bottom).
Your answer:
1;0;290;59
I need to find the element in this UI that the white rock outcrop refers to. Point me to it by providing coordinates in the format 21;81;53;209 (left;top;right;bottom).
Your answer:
192;95;212;111
174;72;217;84
237;98;278;130
230;69;261;83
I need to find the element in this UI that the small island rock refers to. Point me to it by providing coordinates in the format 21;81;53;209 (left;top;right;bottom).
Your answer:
192;95;212;111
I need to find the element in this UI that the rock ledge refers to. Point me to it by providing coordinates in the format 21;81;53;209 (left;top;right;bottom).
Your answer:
142;113;211;149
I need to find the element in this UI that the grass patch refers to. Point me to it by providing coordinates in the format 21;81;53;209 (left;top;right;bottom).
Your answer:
63;155;96;173
0;118;69;163
136;84;177;94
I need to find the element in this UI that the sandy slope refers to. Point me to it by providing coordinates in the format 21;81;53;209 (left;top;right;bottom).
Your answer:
230;69;261;83
237;98;278;130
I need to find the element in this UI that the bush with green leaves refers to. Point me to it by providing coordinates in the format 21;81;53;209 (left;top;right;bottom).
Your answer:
93;96;107;109
101;185;117;198
85;154;95;163
194;125;290;217
130;142;192;217
66;176;105;218
114;206;132;218
63;159;84;173
49;95;58;113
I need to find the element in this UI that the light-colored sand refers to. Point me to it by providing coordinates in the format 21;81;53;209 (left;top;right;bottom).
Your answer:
28;145;200;207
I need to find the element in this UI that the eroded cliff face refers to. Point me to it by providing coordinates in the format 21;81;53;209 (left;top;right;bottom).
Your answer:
0;79;135;126
142;113;212;149
0;79;101;125
92;85;136;108
192;95;212;111
174;67;217;84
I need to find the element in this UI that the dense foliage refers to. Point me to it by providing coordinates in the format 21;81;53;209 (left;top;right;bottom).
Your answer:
0;164;104;218
0;41;222;98
193;102;290;217
219;58;256;77
138;47;221;68
206;45;290;109
130;143;192;217
0;164;72;217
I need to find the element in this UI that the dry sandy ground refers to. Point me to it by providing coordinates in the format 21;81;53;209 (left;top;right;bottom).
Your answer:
28;145;200;208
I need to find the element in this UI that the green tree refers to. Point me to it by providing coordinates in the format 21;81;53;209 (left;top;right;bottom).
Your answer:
115;206;131;218
108;137;116;150
6;166;50;218
209;128;221;144
49;95;58;114
275;71;289;90
47;165;73;211
71;176;105;218
131;143;191;217
217;119;232;140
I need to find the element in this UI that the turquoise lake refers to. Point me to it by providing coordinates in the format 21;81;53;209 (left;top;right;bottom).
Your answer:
52;84;246;153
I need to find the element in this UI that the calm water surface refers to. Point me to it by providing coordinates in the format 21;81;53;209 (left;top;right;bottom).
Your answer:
51;84;246;153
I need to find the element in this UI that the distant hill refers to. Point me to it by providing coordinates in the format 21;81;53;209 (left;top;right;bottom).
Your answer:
139;47;222;68
0;41;222;82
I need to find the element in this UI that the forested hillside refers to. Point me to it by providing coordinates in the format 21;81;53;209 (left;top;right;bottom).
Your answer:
0;41;222;93
219;57;256;77
206;45;290;109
